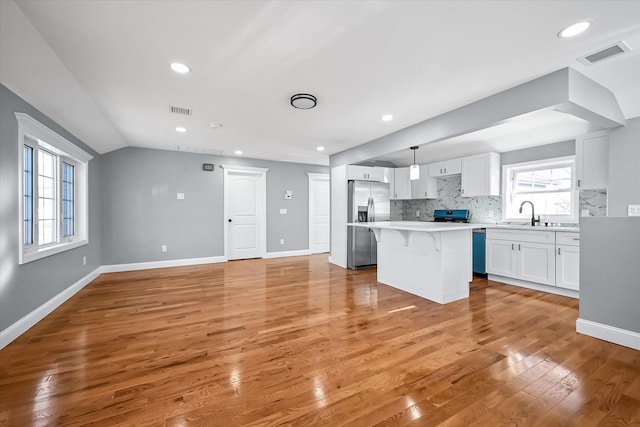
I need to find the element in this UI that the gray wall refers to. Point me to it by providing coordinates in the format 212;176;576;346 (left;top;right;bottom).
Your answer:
499;140;575;165
100;147;328;264
579;217;640;333
0;84;102;331
608;117;640;217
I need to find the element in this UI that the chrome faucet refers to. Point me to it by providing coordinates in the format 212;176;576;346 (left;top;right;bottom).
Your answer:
519;201;540;227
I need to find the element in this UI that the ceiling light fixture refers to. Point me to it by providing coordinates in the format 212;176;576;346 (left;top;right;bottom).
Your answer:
316;146;325;152
558;21;592;38
175;126;187;133
235;150;243;155
290;93;317;109
409;146;420;181
170;62;191;73
381;114;393;122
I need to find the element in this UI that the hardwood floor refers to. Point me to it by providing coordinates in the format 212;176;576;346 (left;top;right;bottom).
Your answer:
1;254;639;426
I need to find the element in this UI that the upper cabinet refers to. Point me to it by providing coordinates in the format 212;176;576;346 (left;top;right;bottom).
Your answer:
575;130;608;190
461;152;501;197
392;167;412;200
347;165;384;182
411;165;437;199
428;158;461;177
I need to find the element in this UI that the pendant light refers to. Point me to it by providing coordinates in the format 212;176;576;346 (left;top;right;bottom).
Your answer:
409;146;420;181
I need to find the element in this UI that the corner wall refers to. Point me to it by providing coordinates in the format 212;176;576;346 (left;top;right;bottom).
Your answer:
0;84;102;333
100;147;328;265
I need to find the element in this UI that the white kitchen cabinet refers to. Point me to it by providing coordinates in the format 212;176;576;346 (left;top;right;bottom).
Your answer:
411;165;437;199
461;152;501;197
555;232;580;290
428;158;462;177
392;167;412;200
347;165;384;182
575;130;608;190
486;229;556;286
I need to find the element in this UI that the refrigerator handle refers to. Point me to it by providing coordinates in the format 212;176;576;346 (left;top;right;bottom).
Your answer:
367;196;375;222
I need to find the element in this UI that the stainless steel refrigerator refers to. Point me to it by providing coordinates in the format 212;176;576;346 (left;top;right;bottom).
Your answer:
347;180;390;270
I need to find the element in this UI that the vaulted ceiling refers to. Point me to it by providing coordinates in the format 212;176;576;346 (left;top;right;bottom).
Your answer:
1;1;639;165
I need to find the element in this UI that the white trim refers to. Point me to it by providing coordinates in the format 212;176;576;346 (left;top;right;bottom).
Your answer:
308;173;330;255
101;256;227;273
502;155;578;224
0;266;102;350
576;318;640;351
263;249;312;259
222;165;268;260
220;164;269;174
15;113;93;162
487;274;579;299
17;113;91;265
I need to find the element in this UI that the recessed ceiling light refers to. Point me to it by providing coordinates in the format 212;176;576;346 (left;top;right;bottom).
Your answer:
316;146;325;151
381;114;393;122
235;150;243;155
170;62;191;74
558;21;592;38
175;126;187;133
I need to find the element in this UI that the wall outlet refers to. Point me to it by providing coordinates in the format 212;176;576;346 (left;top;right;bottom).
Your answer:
628;205;640;216
82;256;86;266
581;209;590;217
488;210;494;217
280;238;285;245
176;192;185;200
415;210;420;217
280;208;287;214
161;245;167;252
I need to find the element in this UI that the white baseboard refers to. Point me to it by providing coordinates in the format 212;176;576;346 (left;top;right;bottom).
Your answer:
328;256;346;268
101;256;227;273
263;249;311;259
576;318;640;351
0;266;102;350
487;274;579;299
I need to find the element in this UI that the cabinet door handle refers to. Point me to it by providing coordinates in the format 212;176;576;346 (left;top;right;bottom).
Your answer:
512;244;515;250
578;179;581;187
462;189;464;194
518;244;521;251
444;168;447;173
558;247;561;255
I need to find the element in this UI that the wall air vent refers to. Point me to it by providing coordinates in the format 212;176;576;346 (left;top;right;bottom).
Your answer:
578;41;630;65
170;105;193;116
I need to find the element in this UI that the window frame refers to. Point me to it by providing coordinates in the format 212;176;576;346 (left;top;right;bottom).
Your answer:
16;113;92;264
502;156;578;224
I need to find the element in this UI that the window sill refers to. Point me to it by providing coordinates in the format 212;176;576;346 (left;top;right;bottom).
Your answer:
20;239;88;265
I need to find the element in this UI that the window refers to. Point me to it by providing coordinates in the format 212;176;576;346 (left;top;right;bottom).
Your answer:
16;113;92;264
503;156;578;224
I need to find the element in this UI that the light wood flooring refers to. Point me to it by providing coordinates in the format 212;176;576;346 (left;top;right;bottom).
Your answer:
1;254;639;426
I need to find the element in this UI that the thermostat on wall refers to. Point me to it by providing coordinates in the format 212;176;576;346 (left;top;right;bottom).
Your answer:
202;163;214;171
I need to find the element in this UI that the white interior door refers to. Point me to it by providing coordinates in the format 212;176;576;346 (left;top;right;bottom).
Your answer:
223;166;268;260
308;173;330;254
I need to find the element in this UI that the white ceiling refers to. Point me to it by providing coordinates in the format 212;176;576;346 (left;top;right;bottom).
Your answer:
1;1;639;166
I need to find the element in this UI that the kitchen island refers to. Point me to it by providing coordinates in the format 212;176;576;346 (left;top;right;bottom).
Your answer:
347;221;483;304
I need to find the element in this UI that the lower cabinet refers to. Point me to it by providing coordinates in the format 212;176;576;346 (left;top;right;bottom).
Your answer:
555;232;580;291
486;237;555;286
486;228;580;292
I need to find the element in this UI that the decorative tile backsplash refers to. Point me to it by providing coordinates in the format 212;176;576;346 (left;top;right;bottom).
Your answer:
390;175;607;223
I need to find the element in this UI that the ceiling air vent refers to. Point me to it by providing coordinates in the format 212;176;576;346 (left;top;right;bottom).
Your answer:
578;41;630;65
170;105;193;116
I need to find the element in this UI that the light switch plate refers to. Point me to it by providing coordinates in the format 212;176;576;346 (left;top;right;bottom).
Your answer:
581;209;590;217
628;205;640;216
280;208;287;214
177;193;185;200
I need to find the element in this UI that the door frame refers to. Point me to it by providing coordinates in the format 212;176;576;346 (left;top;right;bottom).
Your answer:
307;173;330;254
221;165;268;260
